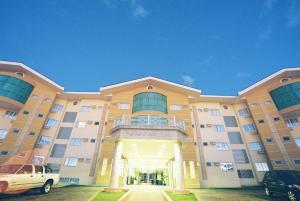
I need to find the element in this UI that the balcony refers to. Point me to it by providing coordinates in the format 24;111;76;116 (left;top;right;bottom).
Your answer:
112;115;186;130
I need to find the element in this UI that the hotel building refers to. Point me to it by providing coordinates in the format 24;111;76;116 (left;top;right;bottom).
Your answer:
0;61;299;190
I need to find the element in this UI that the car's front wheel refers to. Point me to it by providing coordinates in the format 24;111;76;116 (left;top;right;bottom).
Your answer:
287;191;297;201
265;187;273;197
40;181;52;194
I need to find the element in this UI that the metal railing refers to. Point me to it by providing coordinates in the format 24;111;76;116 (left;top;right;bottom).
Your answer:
113;115;185;130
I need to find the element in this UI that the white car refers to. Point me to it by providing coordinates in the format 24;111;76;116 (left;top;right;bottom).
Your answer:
0;164;59;194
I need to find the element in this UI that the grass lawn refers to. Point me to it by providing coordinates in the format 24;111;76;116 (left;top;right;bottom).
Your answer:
92;191;125;201
166;191;198;201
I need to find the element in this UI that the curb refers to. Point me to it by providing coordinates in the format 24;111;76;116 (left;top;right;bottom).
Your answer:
162;190;173;201
117;190;132;201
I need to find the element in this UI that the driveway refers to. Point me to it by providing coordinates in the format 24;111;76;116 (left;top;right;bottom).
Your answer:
0;186;103;201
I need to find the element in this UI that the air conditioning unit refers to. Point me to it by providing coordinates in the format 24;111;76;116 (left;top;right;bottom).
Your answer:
198;109;203;112
203;108;209;112
87;121;93;125
257;150;265;154
209;141;216;145
250;131;258;135
206;124;212;127
83;138;89;142
213;162;220;166
78;158;84;162
91;105;97;109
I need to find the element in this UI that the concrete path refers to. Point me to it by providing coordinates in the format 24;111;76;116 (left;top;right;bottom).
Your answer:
128;185;164;201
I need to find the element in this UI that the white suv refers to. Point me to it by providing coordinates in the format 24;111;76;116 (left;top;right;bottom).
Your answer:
0;164;59;194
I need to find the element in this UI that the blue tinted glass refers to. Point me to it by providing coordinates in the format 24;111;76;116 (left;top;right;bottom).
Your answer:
0;75;34;104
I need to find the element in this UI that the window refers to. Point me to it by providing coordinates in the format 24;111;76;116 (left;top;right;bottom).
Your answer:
64;157;78;167
212;125;225;133
243;124;256;133
228;132;243;144
220;163;234;171
170;104;183;111
50;144;67;158
223;116;238;127
238;108;250;117
266;137;273;143
274;117;280;122
208;109;220;116
37;114;43;118
57;127;72;139
45;166;53;173
258;119;264;124
28;131;35;136
34;165;43;174
44;119;57;128
0;75;34;104
13;128;19;134
232;149;249;163
46;163;61;173
285;118;300;127
255;162;269;171
76;121;86;128
44;98;52;102
270;82;300;110
203;142;208;146
248;142;262;151
206;162;212;167
237;169;254;178
59;177;79;184
51;104;63;112
0;129;8;140
223;105;228;109
17;165;33;174
90;139;96;143
295;138;300;148
216;142;230;150
294;160;300;165
118;103;130;110
189;161;196;179
63;112;77;123
32;156;45;165
38;136;52;145
132;92;167;114
80;106;90;112
274;160;284;165
200;124;205;128
282;136;291;142
0;150;9;156
23;110;29;115
70;138;83;146
4;111;16;120
94;121;99;125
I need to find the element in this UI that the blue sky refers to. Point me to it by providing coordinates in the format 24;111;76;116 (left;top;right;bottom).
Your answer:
0;0;300;95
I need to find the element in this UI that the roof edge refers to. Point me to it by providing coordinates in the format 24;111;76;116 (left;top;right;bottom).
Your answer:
238;67;300;96
0;61;64;91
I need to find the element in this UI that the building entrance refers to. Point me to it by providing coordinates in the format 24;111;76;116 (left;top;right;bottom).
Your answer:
126;167;167;185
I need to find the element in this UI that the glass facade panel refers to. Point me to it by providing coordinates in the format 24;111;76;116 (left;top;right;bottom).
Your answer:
132;92;167;114
270;82;300;110
131;115;168;126
0;75;34;104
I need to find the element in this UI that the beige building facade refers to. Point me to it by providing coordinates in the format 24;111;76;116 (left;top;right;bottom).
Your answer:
0;61;299;189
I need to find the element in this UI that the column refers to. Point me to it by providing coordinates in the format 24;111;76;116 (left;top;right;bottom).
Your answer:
174;142;185;191
109;141;123;189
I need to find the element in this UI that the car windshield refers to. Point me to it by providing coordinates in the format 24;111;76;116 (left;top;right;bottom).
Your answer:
0;165;23;174
278;171;300;184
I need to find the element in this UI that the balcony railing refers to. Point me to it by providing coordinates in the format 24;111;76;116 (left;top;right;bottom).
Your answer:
113;115;186;130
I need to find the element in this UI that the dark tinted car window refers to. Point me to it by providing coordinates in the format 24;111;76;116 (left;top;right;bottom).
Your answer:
45;166;53;173
277;171;300;184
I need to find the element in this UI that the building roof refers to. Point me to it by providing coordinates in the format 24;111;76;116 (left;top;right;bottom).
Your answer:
238;67;300;96
0;61;64;91
100;76;201;96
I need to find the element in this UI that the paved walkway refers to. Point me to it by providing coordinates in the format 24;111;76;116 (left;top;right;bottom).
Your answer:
128;185;164;201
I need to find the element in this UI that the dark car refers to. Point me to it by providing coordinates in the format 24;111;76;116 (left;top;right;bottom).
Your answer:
263;170;300;201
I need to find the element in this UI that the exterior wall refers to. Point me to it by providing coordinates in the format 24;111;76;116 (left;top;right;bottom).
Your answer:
96;86;200;188
241;78;300;171
0;70;59;165
190;102;269;188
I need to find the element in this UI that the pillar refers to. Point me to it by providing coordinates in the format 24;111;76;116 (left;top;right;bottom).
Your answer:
174;142;185;191
109;141;123;189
